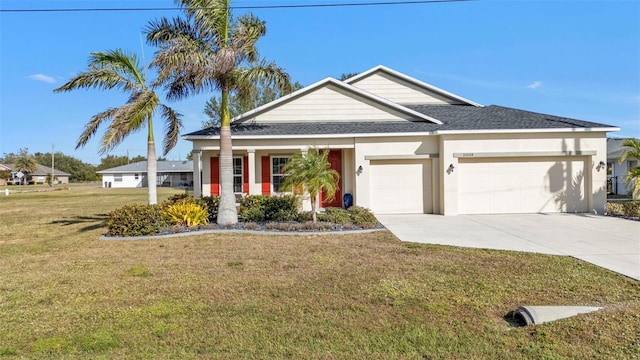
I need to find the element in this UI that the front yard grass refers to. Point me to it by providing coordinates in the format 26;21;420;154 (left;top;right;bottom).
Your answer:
0;187;639;359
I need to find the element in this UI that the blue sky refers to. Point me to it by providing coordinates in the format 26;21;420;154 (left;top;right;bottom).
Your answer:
1;0;638;165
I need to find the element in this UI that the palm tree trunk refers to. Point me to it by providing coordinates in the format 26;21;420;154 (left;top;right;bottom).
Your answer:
217;88;238;225
311;195;317;223
147;140;158;205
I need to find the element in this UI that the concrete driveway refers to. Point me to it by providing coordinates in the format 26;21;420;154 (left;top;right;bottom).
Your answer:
376;213;640;281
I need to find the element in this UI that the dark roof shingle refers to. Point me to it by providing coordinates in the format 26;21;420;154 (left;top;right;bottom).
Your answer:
184;105;615;138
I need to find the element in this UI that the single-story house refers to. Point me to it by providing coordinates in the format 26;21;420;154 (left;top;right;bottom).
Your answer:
96;161;194;188
607;138;638;196
183;65;618;215
0;163;70;185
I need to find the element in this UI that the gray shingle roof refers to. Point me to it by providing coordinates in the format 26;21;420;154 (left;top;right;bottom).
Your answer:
607;137;639;159
4;164;70;176
184;105;615;138
96;161;193;174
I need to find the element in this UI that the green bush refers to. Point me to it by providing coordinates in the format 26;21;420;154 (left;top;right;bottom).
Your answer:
166;201;209;227
239;195;298;222
318;207;351;224
239;195;268;222
107;204;170;237
198;196;220;222
347;206;377;228
296;211;314;223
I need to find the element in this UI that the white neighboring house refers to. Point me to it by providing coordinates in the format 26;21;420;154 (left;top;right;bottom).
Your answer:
183;65;619;215
97;161;194;188
607;138;639;196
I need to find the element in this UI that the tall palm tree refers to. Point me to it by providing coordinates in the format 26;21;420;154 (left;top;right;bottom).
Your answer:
146;0;292;225
619;138;640;199
281;148;340;223
54;49;183;205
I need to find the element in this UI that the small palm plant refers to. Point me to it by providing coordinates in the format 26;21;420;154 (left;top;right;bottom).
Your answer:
14;151;38;185
619;138;640;199
280;147;339;223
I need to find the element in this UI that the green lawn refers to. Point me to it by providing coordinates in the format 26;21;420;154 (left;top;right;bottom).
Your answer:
0;187;638;359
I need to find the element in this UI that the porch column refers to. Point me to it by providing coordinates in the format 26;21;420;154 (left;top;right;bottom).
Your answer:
193;150;202;197
247;149;257;195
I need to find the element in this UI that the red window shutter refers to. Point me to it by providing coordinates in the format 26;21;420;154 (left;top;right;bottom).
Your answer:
210;157;220;196
261;156;271;195
243;156;249;194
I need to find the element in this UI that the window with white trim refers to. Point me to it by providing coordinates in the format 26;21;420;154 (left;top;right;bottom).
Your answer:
271;156;289;193
233;157;243;193
114;174;122;182
134;173;139;180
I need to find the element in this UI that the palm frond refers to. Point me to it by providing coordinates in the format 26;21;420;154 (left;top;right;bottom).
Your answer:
55;50;145;93
230;13;266;63
99;91;159;154
236;61;293;95
180;0;233;47
75;107;120;149
160;104;184;155
619;138;640;163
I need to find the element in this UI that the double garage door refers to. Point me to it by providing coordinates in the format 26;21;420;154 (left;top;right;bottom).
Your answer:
457;157;587;214
368;157;587;215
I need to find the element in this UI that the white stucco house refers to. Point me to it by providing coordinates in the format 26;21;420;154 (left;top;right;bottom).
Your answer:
97;161;194;188
183;66;618;215
607;138;639;196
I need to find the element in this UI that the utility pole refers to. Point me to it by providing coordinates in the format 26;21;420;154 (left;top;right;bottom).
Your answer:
51;144;55;187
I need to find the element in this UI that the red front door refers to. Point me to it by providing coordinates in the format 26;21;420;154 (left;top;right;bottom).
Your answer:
321;149;342;208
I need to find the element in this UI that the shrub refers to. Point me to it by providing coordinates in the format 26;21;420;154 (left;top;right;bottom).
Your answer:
622;201;640;218
239;195;298;222
107;204;170;236
263;195;298;221
296;211;314;223
166;201;209;227
606;202;625;216
347;206;377;228
318;207;351;224
198;196;220;222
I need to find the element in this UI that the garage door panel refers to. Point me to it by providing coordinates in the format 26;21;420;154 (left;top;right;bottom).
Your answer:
370;160;432;214
459;157;586;214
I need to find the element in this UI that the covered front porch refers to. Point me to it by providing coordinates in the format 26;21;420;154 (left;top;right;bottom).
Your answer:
192;142;356;210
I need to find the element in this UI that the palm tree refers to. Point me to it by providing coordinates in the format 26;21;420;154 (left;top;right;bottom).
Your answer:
146;0;292;225
14;151;38;185
619;138;640;199
280;147;340;223
54;49;183;205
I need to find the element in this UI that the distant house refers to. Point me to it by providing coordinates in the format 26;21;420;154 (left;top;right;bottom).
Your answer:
0;163;70;185
96;161;194;188
607;138;639;196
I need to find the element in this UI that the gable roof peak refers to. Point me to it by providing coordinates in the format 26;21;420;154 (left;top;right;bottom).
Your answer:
231;75;443;125
344;65;482;107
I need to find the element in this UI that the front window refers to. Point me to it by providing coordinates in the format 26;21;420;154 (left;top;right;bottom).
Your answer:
114;174;122;182
134;173;139;180
271;157;289;193
233;157;243;193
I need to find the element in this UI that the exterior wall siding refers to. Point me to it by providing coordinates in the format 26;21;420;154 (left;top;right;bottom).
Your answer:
348;72;460;105
246;85;412;123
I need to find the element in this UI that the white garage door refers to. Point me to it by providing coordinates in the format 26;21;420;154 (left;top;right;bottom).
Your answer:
458;157;587;214
369;159;432;214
